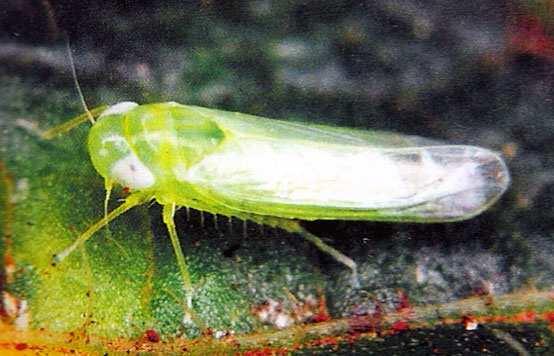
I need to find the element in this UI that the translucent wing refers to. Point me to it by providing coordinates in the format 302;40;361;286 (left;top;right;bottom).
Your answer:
184;106;510;222
187;105;440;148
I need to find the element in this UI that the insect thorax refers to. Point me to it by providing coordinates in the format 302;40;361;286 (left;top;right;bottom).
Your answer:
87;103;226;192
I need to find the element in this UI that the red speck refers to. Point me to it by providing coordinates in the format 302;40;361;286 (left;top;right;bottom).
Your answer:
145;329;160;343
15;343;28;351
542;311;554;329
396;290;411;310
391;320;410;332
508;15;554;60
311;295;331;323
122;187;131;194
243;347;287;356
312;311;331;323
4;254;15;267
343;332;361;344
515;310;536;323
311;336;338;348
396;290;413;318
543;312;554;322
462;315;478;330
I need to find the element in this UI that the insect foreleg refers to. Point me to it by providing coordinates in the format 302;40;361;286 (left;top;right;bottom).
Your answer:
52;191;150;265
162;203;193;309
41;105;108;139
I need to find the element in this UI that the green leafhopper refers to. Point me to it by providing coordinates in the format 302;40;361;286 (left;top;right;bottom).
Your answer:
42;101;510;311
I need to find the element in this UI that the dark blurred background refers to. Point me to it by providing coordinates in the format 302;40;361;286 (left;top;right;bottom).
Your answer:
1;0;553;353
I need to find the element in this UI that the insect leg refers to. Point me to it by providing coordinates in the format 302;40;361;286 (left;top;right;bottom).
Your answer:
199;211;205;227
213;213;219;230
228;216;233;234
103;180;113;235
52;191;149;265
256;217;360;288
290;222;360;288
41;105;108;140
162;203;194;309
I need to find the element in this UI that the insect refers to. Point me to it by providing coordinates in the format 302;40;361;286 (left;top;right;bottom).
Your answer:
42;99;510;311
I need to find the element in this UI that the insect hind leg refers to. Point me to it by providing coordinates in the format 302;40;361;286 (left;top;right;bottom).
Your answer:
162;203;194;309
286;220;360;288
244;215;360;288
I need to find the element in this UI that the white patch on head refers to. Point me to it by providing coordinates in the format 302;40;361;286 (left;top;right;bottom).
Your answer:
99;102;139;118
111;153;155;189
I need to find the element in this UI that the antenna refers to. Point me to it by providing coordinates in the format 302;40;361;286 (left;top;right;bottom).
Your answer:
65;35;95;124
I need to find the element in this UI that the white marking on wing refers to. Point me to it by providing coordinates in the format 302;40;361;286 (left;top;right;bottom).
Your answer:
187;141;424;208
